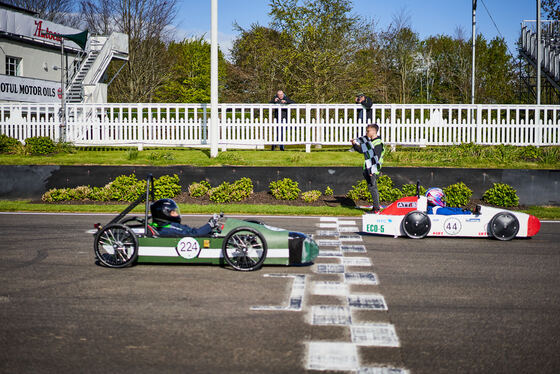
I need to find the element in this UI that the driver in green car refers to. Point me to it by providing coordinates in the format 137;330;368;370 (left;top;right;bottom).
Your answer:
149;199;220;237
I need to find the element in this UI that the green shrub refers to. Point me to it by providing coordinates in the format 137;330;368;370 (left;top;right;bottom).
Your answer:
324;186;334;196
230;177;253;201
401;183;427;197
301;190;321;203
444;182;472;207
0;134;21;153
270;178;300;200
539;147;560;164
189;181;210;197
154;174;181;200
107;174;145;202
67;186;92;200
42;188;71;202
482;183;519;207
377;175;402;202
208;182;232;203
519;145;540;162
347;180;371;202
88;186;112;201
25;136;56;155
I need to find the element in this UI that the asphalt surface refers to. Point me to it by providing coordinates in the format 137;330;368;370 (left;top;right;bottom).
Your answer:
0;213;559;374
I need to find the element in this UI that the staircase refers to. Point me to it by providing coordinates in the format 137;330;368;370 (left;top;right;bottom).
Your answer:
66;49;100;103
520;20;560;94
64;33;128;104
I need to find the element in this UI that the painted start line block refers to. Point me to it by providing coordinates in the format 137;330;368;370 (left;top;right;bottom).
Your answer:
348;294;388;310
350;323;401;347
250;274;306;311
310;305;352;326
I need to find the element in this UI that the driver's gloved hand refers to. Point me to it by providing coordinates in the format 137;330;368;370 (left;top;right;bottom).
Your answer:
208;214;220;228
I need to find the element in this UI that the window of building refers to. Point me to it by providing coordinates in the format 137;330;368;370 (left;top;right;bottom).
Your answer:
5;56;22;76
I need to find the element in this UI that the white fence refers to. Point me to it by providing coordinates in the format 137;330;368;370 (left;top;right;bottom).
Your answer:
1;103;559;150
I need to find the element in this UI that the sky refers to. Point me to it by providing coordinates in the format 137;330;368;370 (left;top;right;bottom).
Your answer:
172;0;539;59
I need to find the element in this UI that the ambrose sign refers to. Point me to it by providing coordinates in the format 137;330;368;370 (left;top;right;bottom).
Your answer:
0;75;61;103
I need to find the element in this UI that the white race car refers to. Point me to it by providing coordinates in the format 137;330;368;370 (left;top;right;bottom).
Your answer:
362;195;541;241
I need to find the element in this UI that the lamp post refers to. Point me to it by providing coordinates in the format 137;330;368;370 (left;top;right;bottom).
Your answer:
536;0;541;105
471;0;477;105
210;0;219;157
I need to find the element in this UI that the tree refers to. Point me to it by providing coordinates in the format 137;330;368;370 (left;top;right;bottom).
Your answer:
155;38;227;103
542;0;560;20
5;0;80;27
80;0;178;102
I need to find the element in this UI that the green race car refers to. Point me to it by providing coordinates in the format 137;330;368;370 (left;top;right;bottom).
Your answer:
91;175;319;271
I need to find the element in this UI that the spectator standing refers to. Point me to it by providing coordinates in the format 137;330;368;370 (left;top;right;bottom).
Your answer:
355;93;373;123
269;90;295;151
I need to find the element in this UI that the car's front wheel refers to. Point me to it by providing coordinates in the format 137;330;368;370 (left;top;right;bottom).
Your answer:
489;212;519;241
402;211;431;239
94;224;139;268
222;227;267;271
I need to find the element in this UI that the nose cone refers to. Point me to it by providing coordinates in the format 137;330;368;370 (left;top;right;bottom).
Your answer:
527;215;541;237
303;238;320;263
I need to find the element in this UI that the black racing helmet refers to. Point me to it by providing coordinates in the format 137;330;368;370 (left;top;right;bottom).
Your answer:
150;198;181;225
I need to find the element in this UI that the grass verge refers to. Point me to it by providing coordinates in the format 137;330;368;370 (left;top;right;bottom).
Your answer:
0;146;558;169
1;201;559;220
0;201;361;216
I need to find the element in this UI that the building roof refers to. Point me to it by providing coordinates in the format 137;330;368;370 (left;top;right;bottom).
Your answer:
0;1;38;16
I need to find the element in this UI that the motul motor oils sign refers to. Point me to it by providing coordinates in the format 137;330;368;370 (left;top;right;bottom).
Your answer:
0;75;60;103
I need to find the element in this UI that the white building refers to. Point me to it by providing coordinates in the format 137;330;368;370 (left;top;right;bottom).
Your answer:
0;2;128;104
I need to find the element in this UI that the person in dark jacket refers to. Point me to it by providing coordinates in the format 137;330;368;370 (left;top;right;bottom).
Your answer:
355;93;373;123
149;198;219;237
269;90;295;151
351;124;385;214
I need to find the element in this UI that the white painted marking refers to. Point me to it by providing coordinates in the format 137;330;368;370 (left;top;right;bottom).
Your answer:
317;239;342;247
338;220;357;226
340;245;367;253
315;230;339;237
319;217;339;222
310;305;352;325
306;342;359;371
339;235;363;242
341;257;372;267
250;274;306;311
347;294;388;310
357;367;410;374
318;250;343;258
315;264;345;274
0;296;9;303
312;281;349;296
350;323;400;347
338;226;359;232
318;223;338;228
344;272;379;285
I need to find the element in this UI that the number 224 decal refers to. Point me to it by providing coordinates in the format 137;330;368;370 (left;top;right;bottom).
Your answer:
176;237;201;259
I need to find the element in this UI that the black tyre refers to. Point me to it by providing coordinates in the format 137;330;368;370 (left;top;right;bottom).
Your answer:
94;224;139;268
402;211;431;239
222;227;268;271
489;212;519;241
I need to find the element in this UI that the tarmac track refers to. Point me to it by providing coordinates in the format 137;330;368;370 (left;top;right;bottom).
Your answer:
0;213;559;374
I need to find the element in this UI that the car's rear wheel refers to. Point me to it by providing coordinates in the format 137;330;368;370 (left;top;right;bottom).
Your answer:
94;224;138;268
489;212;519;241
222;227;267;271
402;211;431;239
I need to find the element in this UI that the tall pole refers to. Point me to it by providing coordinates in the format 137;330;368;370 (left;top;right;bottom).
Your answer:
536;0;542;105
210;0;219;157
60;38;66;142
471;0;477;105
